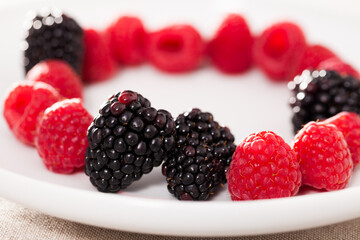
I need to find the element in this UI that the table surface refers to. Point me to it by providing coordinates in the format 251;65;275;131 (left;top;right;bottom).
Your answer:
0;197;359;239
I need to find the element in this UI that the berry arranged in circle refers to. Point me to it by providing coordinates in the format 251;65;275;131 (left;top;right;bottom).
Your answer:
318;57;360;79
36;98;93;173
253;22;307;81
162;108;236;200
85;90;176;192
146;25;204;72
26;59;83;99
82;29;117;83
24;10;84;74
295;44;337;77
227;131;301;200
3;81;62;146
105;16;147;65
289;70;360;133
293;121;353;190
3;9;358;202
208;14;253;74
324;112;360;168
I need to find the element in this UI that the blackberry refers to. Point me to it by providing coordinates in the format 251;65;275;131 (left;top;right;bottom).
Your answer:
162;108;236;200
289;70;360;133
85;90;176;192
24;9;83;74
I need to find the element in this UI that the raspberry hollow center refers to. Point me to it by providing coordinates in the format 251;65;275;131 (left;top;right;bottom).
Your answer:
158;36;183;53
6;86;33;128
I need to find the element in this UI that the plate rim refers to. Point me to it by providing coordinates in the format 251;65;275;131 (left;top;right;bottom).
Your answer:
1;168;359;236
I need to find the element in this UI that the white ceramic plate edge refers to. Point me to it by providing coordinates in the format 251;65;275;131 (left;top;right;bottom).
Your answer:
1;168;359;237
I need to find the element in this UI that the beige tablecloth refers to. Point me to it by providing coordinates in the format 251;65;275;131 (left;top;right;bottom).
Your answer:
0;197;359;240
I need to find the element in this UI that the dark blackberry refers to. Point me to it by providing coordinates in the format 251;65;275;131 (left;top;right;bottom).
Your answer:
289;69;360;133
84;90;176;192
24;9;83;74
162;108;236;200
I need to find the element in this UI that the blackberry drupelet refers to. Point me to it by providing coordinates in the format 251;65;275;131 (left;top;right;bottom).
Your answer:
24;9;83;74
289;70;360;133
162;108;236;200
85;90;176;192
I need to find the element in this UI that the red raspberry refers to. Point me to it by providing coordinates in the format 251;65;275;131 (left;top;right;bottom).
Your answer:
253;22;306;81
208;14;253;74
318;57;360;79
293;121;353;191
295;44;337;76
82;29;117;83
324;112;360;167
26;60;83;99
146;25;204;72
227;131;301;200
105;16;146;65
3;81;61;146
36;98;93;173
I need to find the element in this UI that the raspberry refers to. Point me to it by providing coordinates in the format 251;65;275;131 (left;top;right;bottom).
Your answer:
228;131;301;200
36;98;93;173
26;60;83;99
162;108;236;200
253;22;306;81
288;70;360;133
208;14;253;73
85;91;176;192
105;16;146;65
293;121;353;190
324;112;360;167
295;45;337;76
82;29;117;83
3;81;61;146
146;25;204;72
318;57;360;79
24;10;83;74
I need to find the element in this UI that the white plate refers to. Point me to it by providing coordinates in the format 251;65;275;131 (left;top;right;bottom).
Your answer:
0;0;360;237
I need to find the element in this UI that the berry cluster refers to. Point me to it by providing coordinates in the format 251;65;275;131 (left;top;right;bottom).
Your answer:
24;10;83;74
2;9;360;202
85;91;176;192
21;10;359;85
228;112;358;200
289;70;360;133
162;109;236;200
3;80;92;173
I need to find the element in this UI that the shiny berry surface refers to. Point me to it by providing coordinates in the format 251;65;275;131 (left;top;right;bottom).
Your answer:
118;90;138;105
85;91;176;192
24;10;83;74
289;70;360;133
163;108;236;200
